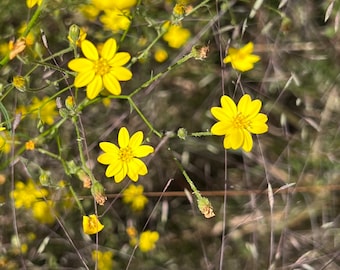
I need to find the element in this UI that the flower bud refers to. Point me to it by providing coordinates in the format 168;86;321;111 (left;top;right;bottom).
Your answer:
91;181;107;206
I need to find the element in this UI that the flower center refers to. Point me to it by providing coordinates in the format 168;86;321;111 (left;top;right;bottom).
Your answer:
94;58;111;76
233;113;250;129
119;147;134;162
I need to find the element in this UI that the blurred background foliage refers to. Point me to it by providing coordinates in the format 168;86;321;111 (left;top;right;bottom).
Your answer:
1;0;340;269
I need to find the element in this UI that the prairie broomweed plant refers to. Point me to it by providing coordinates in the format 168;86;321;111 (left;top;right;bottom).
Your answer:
97;127;154;183
224;42;260;72
68;38;132;99
210;94;268;152
83;214;104;234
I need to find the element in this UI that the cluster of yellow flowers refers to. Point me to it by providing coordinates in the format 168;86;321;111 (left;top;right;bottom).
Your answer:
11;179;55;224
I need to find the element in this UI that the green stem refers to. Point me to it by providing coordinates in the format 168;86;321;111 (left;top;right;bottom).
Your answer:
190;131;212;137
68;184;85;216
172;152;202;200
72;115;97;185
129;52;194;97
127;97;162;138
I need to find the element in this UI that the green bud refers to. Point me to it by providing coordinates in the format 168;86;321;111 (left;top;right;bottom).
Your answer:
68;24;80;46
177;127;187;140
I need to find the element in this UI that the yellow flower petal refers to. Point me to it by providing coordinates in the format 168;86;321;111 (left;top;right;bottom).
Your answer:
109;52;131;66
242;130;253;152
134;145;154;158
129;131;143;149
110;67;132;81
99;142;120;153
211;122;232;136
221;95;237;115
106;161;123;177
103;73;121;95
68;58;93;72
81;40;99;61
101;38;117;60
118;127;129;148
114;163;128;183
86;75;103;99
74;70;95;88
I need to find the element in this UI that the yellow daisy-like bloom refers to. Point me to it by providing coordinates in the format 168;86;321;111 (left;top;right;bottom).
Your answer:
163;22;191;49
32;200;55;224
26;0;42;8
210;94;268;152
25;140;35;150
68;38;132;100
154;48;168;63
223;42;260;72
92;250;114;270
91;0;136;10
83;214;104;235
11;179;49;209
139;231;159;252
97;127;154;183
122;184;148;211
100;9;131;33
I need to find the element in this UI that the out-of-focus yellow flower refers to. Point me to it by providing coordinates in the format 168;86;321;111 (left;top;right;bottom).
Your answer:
68;38;132;99
12;75;26;91
91;0;136;10
9;38;26;60
32;200;55;224
25;140;35;150
223;42;260;72
100;9;131;33
210;94;268;152
83;214;104;234
139;231;159;252
0;130;12;154
163;21;191;49
18;23;35;47
26;0;42;8
29;97;58;125
97;127;154;183
92;250;114;270
11;179;49;209
154;48;168;63
127;226;138;246
122;184;148;211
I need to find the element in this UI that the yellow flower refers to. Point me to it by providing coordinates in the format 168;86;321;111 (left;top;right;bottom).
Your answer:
163;22;191;49
9;38;26;60
68;38;132;100
210;94;268;152
92;250;114;270
154;48;168;63
100;9;131;33
11;179;49;209
223;42;260;72
12;76;26;91
32;200;55;224
122;184;148;211
29;97;58;125
97;127;154;183
91;0;136;10
25;140;35;150
26;0;42;8
83;214;104;235
139;231;159;252
0;130;12;153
